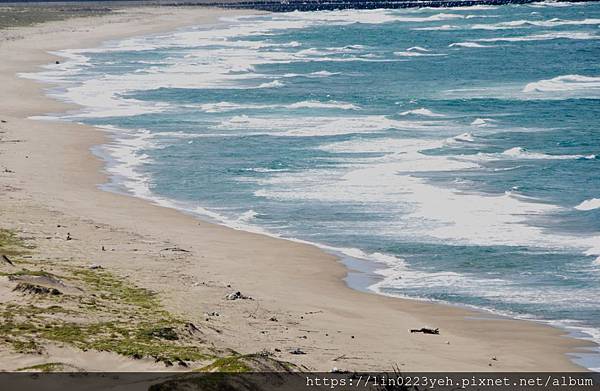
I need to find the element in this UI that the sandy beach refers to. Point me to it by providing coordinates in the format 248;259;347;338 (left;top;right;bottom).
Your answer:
0;5;592;372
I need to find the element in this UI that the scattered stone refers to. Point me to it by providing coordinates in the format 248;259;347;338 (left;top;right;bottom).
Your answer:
445;341;450;345
55;61;60;65
274;348;281;353
162;247;191;253
0;120;6;123
89;264;102;270
410;327;439;335
206;311;220;317
66;233;72;241
14;282;61;296
269;317;278;322
1;254;14;266
290;348;306;355
101;246;106;251
225;291;251;300
491;356;497;361
351;335;355;339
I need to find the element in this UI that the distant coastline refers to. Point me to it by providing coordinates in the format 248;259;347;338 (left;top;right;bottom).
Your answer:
0;0;597;12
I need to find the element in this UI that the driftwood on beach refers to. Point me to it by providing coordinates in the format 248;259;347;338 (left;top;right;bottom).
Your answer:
410;327;440;335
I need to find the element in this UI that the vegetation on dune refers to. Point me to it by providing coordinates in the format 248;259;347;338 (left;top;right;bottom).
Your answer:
0;228;215;366
16;362;67;372
0;227;298;372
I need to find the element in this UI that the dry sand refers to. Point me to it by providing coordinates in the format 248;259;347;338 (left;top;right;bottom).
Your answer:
0;5;591;372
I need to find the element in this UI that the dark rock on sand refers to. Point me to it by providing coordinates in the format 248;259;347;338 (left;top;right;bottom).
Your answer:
14;282;62;295
410;327;439;335
225;291;251;300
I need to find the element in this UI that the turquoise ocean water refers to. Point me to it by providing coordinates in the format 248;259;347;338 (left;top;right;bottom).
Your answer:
26;1;600;368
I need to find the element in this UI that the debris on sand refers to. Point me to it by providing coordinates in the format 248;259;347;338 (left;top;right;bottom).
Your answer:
289;348;306;355
14;282;62;296
225;291;251;300
162;247;191;253
410;327;439;335
1;254;14;266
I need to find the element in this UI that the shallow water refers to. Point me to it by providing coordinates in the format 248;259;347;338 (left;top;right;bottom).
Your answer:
26;1;600;367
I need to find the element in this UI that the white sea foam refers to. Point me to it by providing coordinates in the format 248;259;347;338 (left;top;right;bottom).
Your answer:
447;132;475;143
449;42;492;48
451;31;599;49
258;137;600;260
394;50;446;57
413;24;459;31
466;147;596;161
470;18;600;30
399;108;445;117
477;31;599;43
471;118;495;126
238;209;259;222
523;74;600;93
218;115;442;137
287;100;361;110
575;198;600;211
199;100;360;112
257;80;284;88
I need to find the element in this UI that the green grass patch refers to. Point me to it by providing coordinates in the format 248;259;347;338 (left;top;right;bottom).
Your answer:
199;354;253;373
16;362;65;372
0;228;27;259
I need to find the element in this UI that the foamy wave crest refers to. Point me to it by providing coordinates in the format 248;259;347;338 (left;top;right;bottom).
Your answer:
258;80;284;88
451;32;599;49
449;42;492;48
471;118;495;126
476;31;599;43
470;18;600;30
218;115;444;137
413;24;458;31
523;74;600;93
283;10;465;25
394;50;446;57
447;132;475;143
238;209;259;222
287;100;361;110
400;108;445;117
260;137;600;257
575;198;600;211
199;100;360;112
500;147;595;160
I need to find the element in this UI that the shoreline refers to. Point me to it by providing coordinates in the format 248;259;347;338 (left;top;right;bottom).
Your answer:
0;5;593;371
